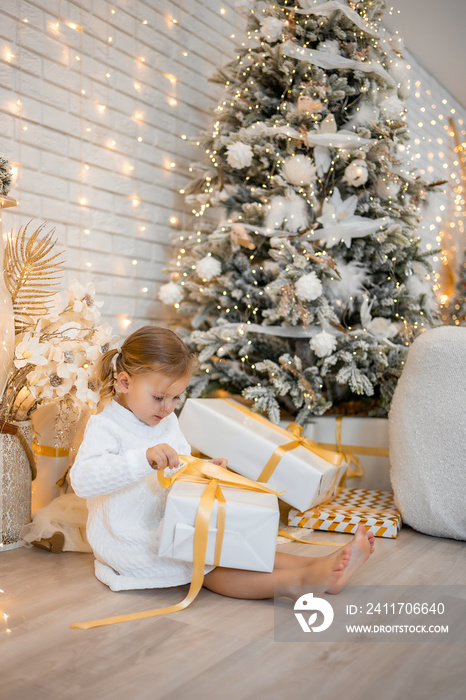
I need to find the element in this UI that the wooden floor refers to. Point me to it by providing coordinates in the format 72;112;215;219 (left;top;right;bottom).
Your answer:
1;525;465;700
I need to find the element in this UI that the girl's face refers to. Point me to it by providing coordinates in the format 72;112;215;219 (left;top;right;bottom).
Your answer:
116;369;192;426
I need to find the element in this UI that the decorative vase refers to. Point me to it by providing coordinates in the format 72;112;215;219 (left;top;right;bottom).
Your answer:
0;419;35;550
0;195;16;403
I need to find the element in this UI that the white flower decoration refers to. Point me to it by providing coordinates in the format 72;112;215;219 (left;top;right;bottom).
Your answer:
360;297;400;341
75;367;100;410
158;281;184;305
315;188;390;248
69;280;103;323
14;334;49;368
310;330;337;358
295;272;323;302
196;255;222;281
225;142;254;169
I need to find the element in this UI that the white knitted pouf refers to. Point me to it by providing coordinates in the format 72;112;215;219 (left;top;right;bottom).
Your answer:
389;326;466;540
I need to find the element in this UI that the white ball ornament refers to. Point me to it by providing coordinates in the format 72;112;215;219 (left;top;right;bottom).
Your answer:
376;175;400;199
158;281;184;305
226;142;254;169
283;154;317;186
195;255;222;281
343;159;368;187
310;330;337;358
295;272;323;302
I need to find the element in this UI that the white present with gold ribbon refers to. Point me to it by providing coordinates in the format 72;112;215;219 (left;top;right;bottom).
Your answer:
306;416;391;491
159;478;279;573
288;488;402;539
179;398;348;512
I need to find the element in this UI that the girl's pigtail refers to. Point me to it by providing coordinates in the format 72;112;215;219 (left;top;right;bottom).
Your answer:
94;348;120;402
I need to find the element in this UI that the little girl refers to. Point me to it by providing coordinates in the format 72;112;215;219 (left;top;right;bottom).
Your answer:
70;325;375;599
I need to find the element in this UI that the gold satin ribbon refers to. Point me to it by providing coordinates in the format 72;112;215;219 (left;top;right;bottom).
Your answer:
318;416;389;479
277;529;343;547
32;442;70;458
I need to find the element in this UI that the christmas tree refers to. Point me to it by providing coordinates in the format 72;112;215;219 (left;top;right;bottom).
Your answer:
0;157;12;196
159;0;440;424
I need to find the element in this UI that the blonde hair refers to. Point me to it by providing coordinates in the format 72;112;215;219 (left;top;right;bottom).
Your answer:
95;325;197;402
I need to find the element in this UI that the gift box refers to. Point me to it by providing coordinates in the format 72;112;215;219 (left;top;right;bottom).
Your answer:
179;398;348;512
288;488;402;538
159;479;279;572
304;416;391;491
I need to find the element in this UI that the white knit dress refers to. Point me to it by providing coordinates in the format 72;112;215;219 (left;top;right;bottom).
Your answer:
70;401;214;591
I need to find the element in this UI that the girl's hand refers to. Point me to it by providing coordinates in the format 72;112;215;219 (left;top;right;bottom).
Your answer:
146;444;179;470
209;457;228;469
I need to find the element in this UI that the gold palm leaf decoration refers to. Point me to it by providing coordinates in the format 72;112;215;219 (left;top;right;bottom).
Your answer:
4;221;65;331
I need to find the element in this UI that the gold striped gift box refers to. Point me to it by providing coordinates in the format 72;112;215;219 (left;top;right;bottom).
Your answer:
287;488;402;539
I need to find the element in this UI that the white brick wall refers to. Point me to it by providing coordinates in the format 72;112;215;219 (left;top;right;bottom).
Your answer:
0;2;465;335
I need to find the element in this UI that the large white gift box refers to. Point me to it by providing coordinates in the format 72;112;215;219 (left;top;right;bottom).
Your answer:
159;479;279;573
303;416;391;491
179;398;348;512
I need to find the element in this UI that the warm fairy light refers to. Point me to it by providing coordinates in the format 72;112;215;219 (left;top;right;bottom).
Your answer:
97;104;106;112
108;36;113;43
169;162;176;168
137;136;143;142
142;287;148;293
65;21;83;31
132;197;140;207
220;8;226;14
132;259;138;265
80;198;87;205
170;216;178;225
134;82;141;91
51;22;60;32
168;98;177;107
142;19;148;24
5;51;15;61
134;111;142;120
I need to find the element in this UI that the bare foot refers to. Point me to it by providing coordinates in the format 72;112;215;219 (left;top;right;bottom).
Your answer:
326;525;373;594
302;542;352;589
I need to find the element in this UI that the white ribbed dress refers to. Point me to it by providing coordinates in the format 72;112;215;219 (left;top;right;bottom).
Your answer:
70;401;213;591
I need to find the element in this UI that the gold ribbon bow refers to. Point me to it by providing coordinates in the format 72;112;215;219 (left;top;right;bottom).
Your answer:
71;455;346;630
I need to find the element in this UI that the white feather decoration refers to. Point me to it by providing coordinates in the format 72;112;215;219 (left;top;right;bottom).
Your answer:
265;194;309;233
323;258;370;311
